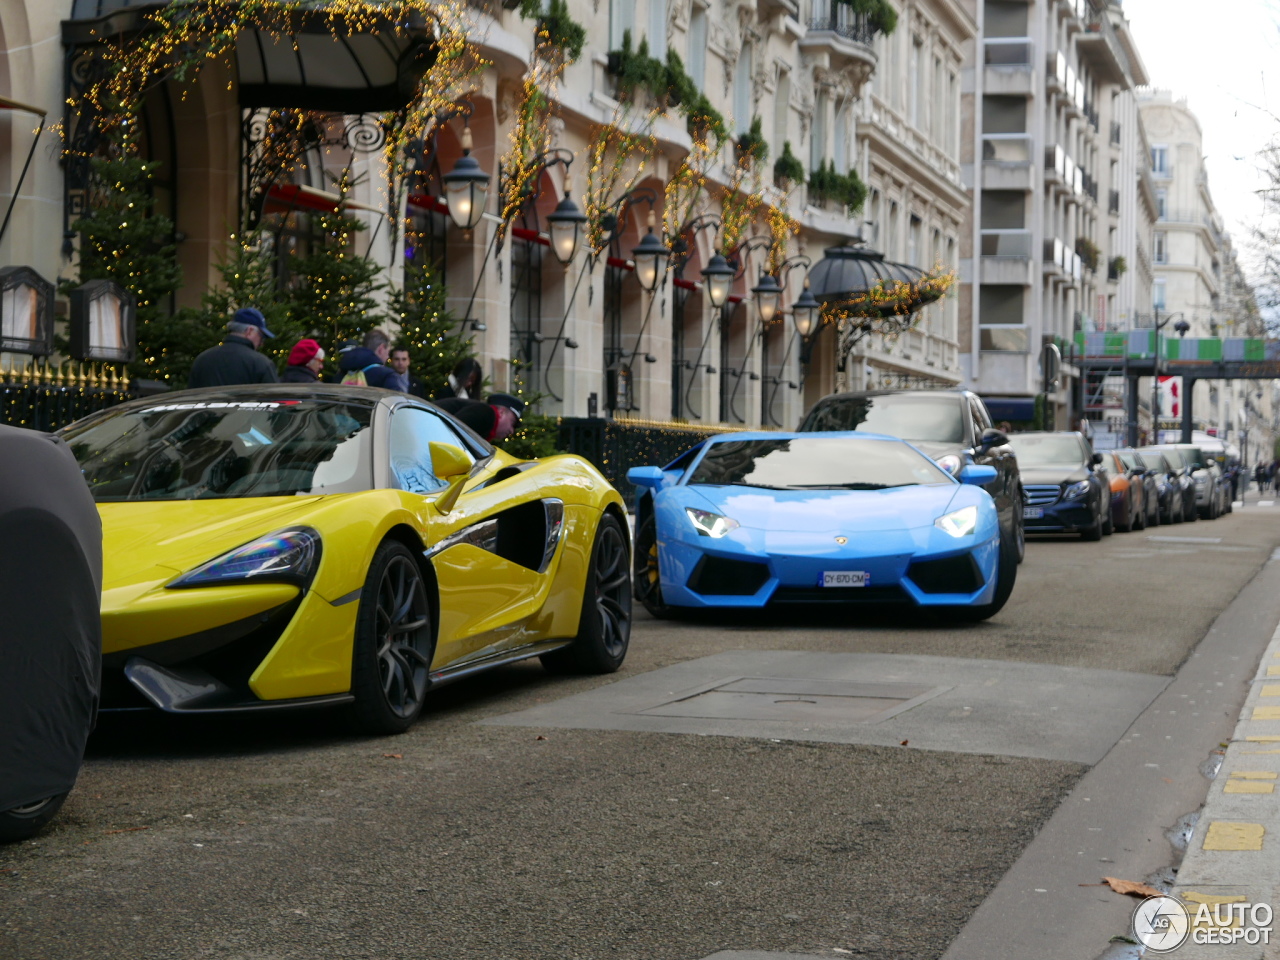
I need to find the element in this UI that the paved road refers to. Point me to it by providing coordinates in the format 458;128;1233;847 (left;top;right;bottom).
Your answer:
4;508;1280;960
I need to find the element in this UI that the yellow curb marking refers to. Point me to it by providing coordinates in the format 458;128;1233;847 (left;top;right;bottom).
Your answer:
1183;893;1250;931
1231;771;1279;779
1246;736;1280;742
1203;822;1265;851
1241;749;1280;754
1262;685;1280;697
1226;781;1276;794
1252;706;1280;720
1268;666;1280;676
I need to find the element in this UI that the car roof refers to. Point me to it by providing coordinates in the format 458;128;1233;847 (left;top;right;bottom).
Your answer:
703;430;912;444
812;389;971;402
1010;431;1086;438
96;382;393;414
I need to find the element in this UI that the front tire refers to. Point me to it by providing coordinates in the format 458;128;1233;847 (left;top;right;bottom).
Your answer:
0;794;68;843
1082;500;1104;541
349;541;434;735
949;532;1018;622
632;513;675;618
541;513;632;675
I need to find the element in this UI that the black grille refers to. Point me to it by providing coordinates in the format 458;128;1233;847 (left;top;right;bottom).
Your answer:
907;554;985;594
1024;483;1061;506
771;585;909;604
686;555;771;596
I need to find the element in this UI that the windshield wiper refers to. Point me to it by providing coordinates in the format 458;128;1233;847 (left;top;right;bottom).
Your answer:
694;482;796;491
790;482;913;490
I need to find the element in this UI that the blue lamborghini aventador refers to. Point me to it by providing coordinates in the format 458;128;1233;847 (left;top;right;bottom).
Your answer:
627;431;1017;621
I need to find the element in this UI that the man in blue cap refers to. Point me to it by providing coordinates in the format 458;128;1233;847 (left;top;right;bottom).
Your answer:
187;308;280;388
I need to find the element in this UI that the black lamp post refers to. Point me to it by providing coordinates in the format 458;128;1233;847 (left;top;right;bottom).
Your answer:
792;280;821;364
701;251;735;308
441;126;490;235
545;175;588;267
752;272;783;324
631;211;669;293
0;266;54;356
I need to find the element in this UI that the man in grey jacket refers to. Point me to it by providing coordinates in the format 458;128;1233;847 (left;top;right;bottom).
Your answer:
187;308;279;388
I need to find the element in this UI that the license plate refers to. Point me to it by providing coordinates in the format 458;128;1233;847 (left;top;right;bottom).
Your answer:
1023;506;1044;519
823;570;869;588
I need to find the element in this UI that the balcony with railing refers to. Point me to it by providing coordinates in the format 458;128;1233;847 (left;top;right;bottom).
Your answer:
981;134;1034;190
1108;189;1120;215
981;230;1035;284
1044;237;1083;283
1046;144;1083;196
801;0;879;69
984;38;1035;96
1081;169;1098;203
1110;121;1121;146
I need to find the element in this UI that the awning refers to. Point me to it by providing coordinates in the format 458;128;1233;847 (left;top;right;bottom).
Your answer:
982;397;1037;422
64;2;437;114
262;183;381;216
807;240;944;318
0;97;48;117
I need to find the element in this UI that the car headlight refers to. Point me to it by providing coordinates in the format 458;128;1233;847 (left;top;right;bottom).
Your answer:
1063;480;1091;499
935;505;978;538
685;507;740;538
935;454;963;476
168;527;322;589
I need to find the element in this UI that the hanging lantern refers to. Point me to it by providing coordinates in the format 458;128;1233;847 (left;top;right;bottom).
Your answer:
545;175;588;266
441;126;489;233
631;211;669;293
701;250;735;308
69;279;136;363
791;279;820;339
752;272;783;324
0;266;54;356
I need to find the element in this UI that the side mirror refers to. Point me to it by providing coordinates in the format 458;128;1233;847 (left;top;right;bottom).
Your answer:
958;463;998;485
978;427;1008;451
627;465;666;489
1091;452;1104;465
429;442;473;514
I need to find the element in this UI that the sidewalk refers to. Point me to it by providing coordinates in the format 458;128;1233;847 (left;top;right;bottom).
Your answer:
1170;619;1280;958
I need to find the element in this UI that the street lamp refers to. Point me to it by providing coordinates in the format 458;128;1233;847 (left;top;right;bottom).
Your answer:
0;266;54;356
631;211;669;292
545;175;588;267
441;126;489;234
701;250;735;308
69;279;136;363
792;279;820;339
752;272;783;323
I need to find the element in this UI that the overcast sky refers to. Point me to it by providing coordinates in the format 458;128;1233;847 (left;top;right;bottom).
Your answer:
1121;0;1280;279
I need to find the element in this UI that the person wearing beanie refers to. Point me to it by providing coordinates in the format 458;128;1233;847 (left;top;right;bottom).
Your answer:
282;339;325;383
435;393;524;442
187;307;279;388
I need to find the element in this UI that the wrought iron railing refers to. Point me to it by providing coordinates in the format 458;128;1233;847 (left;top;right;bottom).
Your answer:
1109;189;1121;214
806;6;876;45
0;359;133;432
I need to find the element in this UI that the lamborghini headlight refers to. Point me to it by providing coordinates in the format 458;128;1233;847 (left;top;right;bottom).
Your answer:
1063;480;1091;500
685;507;740;538
935;505;978;538
168;527;322;589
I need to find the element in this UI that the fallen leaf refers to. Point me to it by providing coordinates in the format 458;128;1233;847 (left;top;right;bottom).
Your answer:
1162;777;1173;784
1103;877;1164;898
900;740;909;746
1110;935;1139;944
104;827;149;835
535;735;548;741
382;753;403;760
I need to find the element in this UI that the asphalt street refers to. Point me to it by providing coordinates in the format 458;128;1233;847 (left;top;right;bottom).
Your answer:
5;506;1280;960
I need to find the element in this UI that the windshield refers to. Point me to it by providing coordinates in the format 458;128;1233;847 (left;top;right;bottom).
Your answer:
1139;452;1170;472
1012;435;1088;467
687;436;952;490
802;395;965;443
1118;452;1142;470
1166;447;1207;469
60;398;375;501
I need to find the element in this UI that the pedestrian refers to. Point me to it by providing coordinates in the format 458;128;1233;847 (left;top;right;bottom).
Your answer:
435;393;524;442
186;308;279;388
281;339;325;383
435;357;483;401
387;346;428;399
337;330;406;391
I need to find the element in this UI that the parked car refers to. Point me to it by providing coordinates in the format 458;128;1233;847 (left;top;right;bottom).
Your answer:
798;389;1024;562
1153;444;1227;519
0;425;102;842
628;430;1017;621
1115;448;1163;528
1136;449;1185;523
1011;432;1111;540
57;385;631;734
1101;449;1147;532
1143;446;1200;522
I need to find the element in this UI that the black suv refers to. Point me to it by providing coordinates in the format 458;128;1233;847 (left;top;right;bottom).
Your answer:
799;389;1024;561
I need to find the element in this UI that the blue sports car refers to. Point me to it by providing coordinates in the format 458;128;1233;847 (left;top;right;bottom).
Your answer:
626;431;1017;621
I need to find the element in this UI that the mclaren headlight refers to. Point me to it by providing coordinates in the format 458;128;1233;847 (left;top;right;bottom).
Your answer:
168;527;322;589
1063;480;1091;500
935;505;978;538
685;507;740;538
936;454;963;477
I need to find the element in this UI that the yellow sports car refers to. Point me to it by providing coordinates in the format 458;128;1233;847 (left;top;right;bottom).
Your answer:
58;385;631;734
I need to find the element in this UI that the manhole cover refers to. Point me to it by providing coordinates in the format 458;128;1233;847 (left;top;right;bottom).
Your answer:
635;677;949;724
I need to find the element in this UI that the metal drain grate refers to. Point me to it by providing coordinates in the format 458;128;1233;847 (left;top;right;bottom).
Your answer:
636;677;949;724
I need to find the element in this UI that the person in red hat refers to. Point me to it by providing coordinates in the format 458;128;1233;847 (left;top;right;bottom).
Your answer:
282;339;325;383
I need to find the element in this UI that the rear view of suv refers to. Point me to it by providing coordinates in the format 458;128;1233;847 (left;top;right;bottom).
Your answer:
799;390;1025;560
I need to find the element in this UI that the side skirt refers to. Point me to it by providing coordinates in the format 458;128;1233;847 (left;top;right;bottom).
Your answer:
429;639;573;688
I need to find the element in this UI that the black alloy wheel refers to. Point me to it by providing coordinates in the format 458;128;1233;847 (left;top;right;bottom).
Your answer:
1082;497;1104;541
0;794;68;843
542;513;633;674
1013;485;1026;564
632;513;675;617
349;541;434;735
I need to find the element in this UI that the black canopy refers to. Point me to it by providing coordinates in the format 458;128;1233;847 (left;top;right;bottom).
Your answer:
807;241;943;318
0;426;102;815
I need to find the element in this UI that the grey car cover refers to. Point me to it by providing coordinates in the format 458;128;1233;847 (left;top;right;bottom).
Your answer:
0;424;102;811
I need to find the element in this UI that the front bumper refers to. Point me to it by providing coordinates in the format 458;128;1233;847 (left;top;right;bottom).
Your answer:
1023;499;1094;533
656;525;1000;609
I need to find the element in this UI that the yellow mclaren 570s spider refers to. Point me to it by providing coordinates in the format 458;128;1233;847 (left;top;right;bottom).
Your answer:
57;385;632;734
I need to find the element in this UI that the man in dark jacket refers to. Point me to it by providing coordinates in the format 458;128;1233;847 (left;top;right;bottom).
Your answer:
338;330;407;391
187;308;279;388
388;347;428;399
